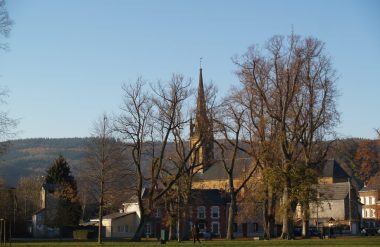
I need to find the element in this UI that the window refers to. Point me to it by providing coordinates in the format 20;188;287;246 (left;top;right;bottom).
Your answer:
197;206;206;219
37;214;44;221
125;224;129;233
360;197;364;204
365;197;369;205
198;223;206;232
117;225;124;232
371;197;375;205
145;223;151;235
211;206;220;219
233;223;238;233
155;208;161;218
371;209;376;218
253;223;258;232
211;221;220;235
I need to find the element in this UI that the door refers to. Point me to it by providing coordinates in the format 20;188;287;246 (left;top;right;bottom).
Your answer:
242;223;247;237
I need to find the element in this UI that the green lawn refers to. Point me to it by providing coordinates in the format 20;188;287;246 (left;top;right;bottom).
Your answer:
8;237;380;247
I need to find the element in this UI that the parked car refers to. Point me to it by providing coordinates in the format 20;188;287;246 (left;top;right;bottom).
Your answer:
199;231;212;240
361;228;379;236
309;228;321;237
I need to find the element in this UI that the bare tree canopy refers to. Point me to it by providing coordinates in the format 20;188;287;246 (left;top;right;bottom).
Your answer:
115;74;202;240
0;0;12;50
234;33;339;239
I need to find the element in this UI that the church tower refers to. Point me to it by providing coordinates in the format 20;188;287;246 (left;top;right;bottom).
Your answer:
190;67;214;173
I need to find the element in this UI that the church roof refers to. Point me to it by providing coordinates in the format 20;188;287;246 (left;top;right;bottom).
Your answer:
193;158;254;181
320;160;350;179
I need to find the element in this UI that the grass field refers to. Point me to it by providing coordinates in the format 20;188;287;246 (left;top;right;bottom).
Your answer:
6;237;380;247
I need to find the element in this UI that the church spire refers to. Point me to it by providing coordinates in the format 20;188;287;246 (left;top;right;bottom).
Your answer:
190;65;214;173
196;67;208;126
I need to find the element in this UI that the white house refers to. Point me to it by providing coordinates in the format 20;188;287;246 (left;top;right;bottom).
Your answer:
91;212;139;238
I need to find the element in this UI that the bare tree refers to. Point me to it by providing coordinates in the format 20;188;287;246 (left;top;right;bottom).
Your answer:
115;75;200;241
234;33;339;239
81;114;126;244
0;0;12;50
213;95;259;240
0;0;17;152
16;176;44;219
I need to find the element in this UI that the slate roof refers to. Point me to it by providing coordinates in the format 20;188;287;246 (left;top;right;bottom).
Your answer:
320;160;350;179
193;158;254;181
190;189;230;205
317;182;350;200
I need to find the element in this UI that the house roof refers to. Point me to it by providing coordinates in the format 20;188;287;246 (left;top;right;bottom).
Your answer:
102;212;136;220
317;182;350;200
320;160;350;179
193;158;254;181
33;208;46;216
190;189;229;205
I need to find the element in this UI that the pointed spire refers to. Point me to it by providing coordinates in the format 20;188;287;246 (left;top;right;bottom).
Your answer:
196;66;207;124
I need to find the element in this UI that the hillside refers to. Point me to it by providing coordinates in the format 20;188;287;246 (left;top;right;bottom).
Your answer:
0;138;90;186
0;137;377;187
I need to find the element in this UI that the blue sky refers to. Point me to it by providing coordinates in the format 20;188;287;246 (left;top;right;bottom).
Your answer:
0;0;379;139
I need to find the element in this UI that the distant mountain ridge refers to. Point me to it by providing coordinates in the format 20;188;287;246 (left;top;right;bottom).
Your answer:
0;137;375;187
0;138;90;186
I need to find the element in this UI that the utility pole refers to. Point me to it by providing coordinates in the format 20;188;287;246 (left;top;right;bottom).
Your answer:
316;192;319;231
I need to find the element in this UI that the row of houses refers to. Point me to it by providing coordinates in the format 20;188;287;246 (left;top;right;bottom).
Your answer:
32;158;373;238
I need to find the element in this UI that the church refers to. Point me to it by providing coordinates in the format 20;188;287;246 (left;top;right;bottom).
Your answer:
189;67;256;191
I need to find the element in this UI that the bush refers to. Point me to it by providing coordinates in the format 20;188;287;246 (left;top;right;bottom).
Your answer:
73;230;92;240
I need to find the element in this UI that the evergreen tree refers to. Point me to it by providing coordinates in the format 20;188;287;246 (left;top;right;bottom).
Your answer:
45;155;81;228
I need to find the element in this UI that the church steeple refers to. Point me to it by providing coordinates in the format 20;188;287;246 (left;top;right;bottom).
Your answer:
195;67;209;129
190;66;214;173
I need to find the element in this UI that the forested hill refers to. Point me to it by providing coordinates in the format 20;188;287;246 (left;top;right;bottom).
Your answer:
0;138;90;186
0;137;378;188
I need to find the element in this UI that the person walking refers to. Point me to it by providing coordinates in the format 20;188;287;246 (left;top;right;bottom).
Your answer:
192;223;201;244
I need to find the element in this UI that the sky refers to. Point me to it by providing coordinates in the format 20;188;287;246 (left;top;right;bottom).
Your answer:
0;0;379;139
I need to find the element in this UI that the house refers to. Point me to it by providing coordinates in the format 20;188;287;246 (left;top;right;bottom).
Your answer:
304;160;363;234
187;189;229;237
359;185;379;228
90;212;139;238
121;189;229;239
32;183;60;238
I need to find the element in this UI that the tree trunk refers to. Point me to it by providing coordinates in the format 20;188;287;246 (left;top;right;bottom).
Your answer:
281;186;291;239
168;221;173;240
301;203;310;238
131;214;146;241
263;184;276;239
226;190;236;240
98;203;103;244
177;188;181;242
263;185;270;240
